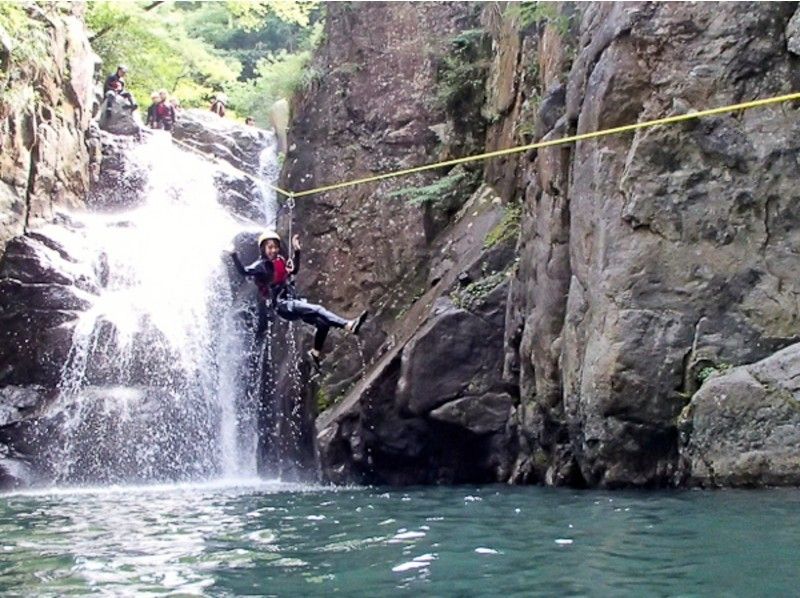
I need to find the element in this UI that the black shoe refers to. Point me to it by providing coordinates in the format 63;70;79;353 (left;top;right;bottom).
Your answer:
307;350;321;371
350;310;368;335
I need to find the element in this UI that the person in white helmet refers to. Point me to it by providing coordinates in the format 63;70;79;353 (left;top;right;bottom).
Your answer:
230;230;368;369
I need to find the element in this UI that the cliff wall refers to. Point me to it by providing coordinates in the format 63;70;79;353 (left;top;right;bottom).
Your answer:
0;2;98;255
506;2;800;487
283;1;800;487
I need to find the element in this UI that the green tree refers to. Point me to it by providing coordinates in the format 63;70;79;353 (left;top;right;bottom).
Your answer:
86;0;321;121
179;1;318;80
224;0;317;29
0;1;52;114
88;1;239;107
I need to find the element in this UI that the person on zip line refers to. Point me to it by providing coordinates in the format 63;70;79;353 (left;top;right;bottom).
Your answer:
230;231;368;369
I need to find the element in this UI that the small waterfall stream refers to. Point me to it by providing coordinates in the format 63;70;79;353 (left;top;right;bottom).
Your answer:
36;130;287;485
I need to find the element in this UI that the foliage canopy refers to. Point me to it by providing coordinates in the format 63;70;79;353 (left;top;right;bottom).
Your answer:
86;0;320;123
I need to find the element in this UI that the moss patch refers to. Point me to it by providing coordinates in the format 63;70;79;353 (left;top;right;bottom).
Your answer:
484;203;522;248
697;362;733;385
451;268;511;311
387;166;479;209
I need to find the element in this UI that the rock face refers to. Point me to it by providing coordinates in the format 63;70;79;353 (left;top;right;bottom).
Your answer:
173;109;271;174
0;2;98;254
97;98;140;136
287;2;800;487
314;186;517;485
280;2;511;483
0;222;99;388
2;2;798;489
505;2;800;488
281;2;486;400
678;344;800;487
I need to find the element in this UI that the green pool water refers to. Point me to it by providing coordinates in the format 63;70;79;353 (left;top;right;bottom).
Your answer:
0;480;797;596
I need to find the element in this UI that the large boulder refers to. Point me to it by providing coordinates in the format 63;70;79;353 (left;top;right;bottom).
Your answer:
0;224;99;387
213;165;269;222
315;185;517;485
429;392;514;435
398;300;505;416
97;97;141;136
173;109;273;173
87;130;147;210
678;343;800;487
0;386;46;428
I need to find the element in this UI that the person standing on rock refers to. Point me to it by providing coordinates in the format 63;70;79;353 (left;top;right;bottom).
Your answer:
154;89;176;132
229;231;368;369
103;65;137;114
145;91;160;128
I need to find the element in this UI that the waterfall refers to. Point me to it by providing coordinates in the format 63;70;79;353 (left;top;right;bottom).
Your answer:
257;144;281;228
37;131;280;485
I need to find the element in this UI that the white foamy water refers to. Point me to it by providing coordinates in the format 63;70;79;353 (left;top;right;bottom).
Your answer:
42;131;276;485
257;143;281;227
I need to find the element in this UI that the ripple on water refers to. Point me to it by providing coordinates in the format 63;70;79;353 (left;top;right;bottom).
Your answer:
390;530;426;543
246;529;277;544
1;485;800;596
392;553;437;573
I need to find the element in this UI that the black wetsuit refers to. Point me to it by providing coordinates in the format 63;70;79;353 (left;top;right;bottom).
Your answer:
146;102;158;127
231;250;349;351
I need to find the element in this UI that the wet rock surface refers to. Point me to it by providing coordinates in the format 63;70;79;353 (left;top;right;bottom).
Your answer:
173;109;272;174
0;96;279;487
86;130;147;211
0;223;98;388
97;99;141;136
173;109;276;220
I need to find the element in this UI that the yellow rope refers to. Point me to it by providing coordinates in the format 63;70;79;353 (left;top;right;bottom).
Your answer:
283;91;800;199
